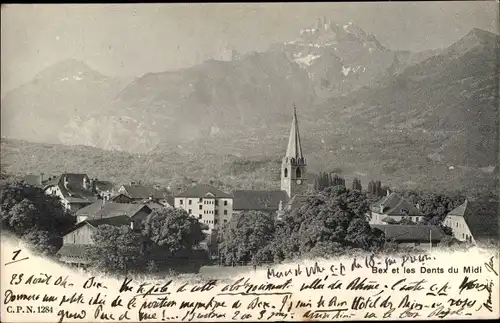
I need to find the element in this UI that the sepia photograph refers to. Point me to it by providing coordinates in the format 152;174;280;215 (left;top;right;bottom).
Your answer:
0;2;499;322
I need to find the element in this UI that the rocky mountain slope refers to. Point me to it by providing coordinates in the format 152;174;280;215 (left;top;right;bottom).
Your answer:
1;19;438;152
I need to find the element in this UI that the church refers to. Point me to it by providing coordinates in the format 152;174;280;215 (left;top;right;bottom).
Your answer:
232;106;310;218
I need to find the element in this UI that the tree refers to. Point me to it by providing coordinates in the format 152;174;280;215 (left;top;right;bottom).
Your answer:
141;207;205;253
0;180;75;255
271;186;385;261
86;225;146;273
396;190;465;225
218;211;276;265
351;178;362;191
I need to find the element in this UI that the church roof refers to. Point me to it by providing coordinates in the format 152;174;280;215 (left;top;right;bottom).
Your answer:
285;105;304;159
233;190;288;212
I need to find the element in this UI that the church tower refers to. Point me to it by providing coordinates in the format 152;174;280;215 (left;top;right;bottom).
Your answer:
281;105;307;198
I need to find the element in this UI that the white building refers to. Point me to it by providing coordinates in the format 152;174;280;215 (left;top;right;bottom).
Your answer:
174;184;233;232
442;199;498;244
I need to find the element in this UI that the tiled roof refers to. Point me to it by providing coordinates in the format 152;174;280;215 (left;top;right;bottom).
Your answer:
448;200;499;240
120;184;166;199
371;193;423;217
371;224;446;242
110;194;134;202
176;184;232;198
57;244;92;259
75;201;150;218
233;190;288;211
64;215;132;235
86;215;132;227
90;203;151;220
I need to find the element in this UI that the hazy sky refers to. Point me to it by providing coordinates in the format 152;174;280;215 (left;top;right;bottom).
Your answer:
1;2;498;95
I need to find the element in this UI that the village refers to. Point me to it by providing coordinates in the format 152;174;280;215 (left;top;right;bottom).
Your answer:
15;108;498;271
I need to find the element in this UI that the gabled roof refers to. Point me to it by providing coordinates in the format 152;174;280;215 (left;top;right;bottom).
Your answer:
371;193;423;216
90;203;151;220
75;201;151;218
371;224;446;242
120;184;166;199
110;193;134;202
233;190;288;211
447;199;499;240
43;173;97;202
176;184;232;198
64;215;132;235
95;180;115;192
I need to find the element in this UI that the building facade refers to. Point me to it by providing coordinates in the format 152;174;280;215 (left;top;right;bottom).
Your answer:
369;192;423;225
43;173;98;212
442;199;498;244
174;184;233;232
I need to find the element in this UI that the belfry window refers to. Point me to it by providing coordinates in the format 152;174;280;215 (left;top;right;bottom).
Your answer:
284;168;288;178
296;168;301;178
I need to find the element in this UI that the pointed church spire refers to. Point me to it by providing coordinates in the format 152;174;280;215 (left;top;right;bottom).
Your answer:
285;104;304;159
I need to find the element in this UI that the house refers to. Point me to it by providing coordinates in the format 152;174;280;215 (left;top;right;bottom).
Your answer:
442;199;498;244
118;183;165;199
369;192;423;224
56;216;136;266
74;201;152;225
93;180;115;200
371;224;446;248
233;190;289;216
110;193;134;204
43;173;98;212
232;106;310;218
174;184;233;232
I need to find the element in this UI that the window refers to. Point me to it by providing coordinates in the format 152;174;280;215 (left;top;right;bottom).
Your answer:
199;198;202;202
180;200;183;205
215;200;219;206
224;210;228;215
284;168;288;178
199;205;202;210
214;220;218;225
224;200;228;206
224;219;228;223
199;214;202;219
188;209;192;214
188;199;192;205
215;210;218;215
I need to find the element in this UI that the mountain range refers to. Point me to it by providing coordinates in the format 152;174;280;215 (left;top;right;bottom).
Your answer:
1;20;498;193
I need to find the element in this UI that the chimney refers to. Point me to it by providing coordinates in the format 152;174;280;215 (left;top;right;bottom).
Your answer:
91;178;97;193
386;189;390;196
63;176;69;189
83;176;89;190
39;172;44;186
101;197;106;209
416;203;420;210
